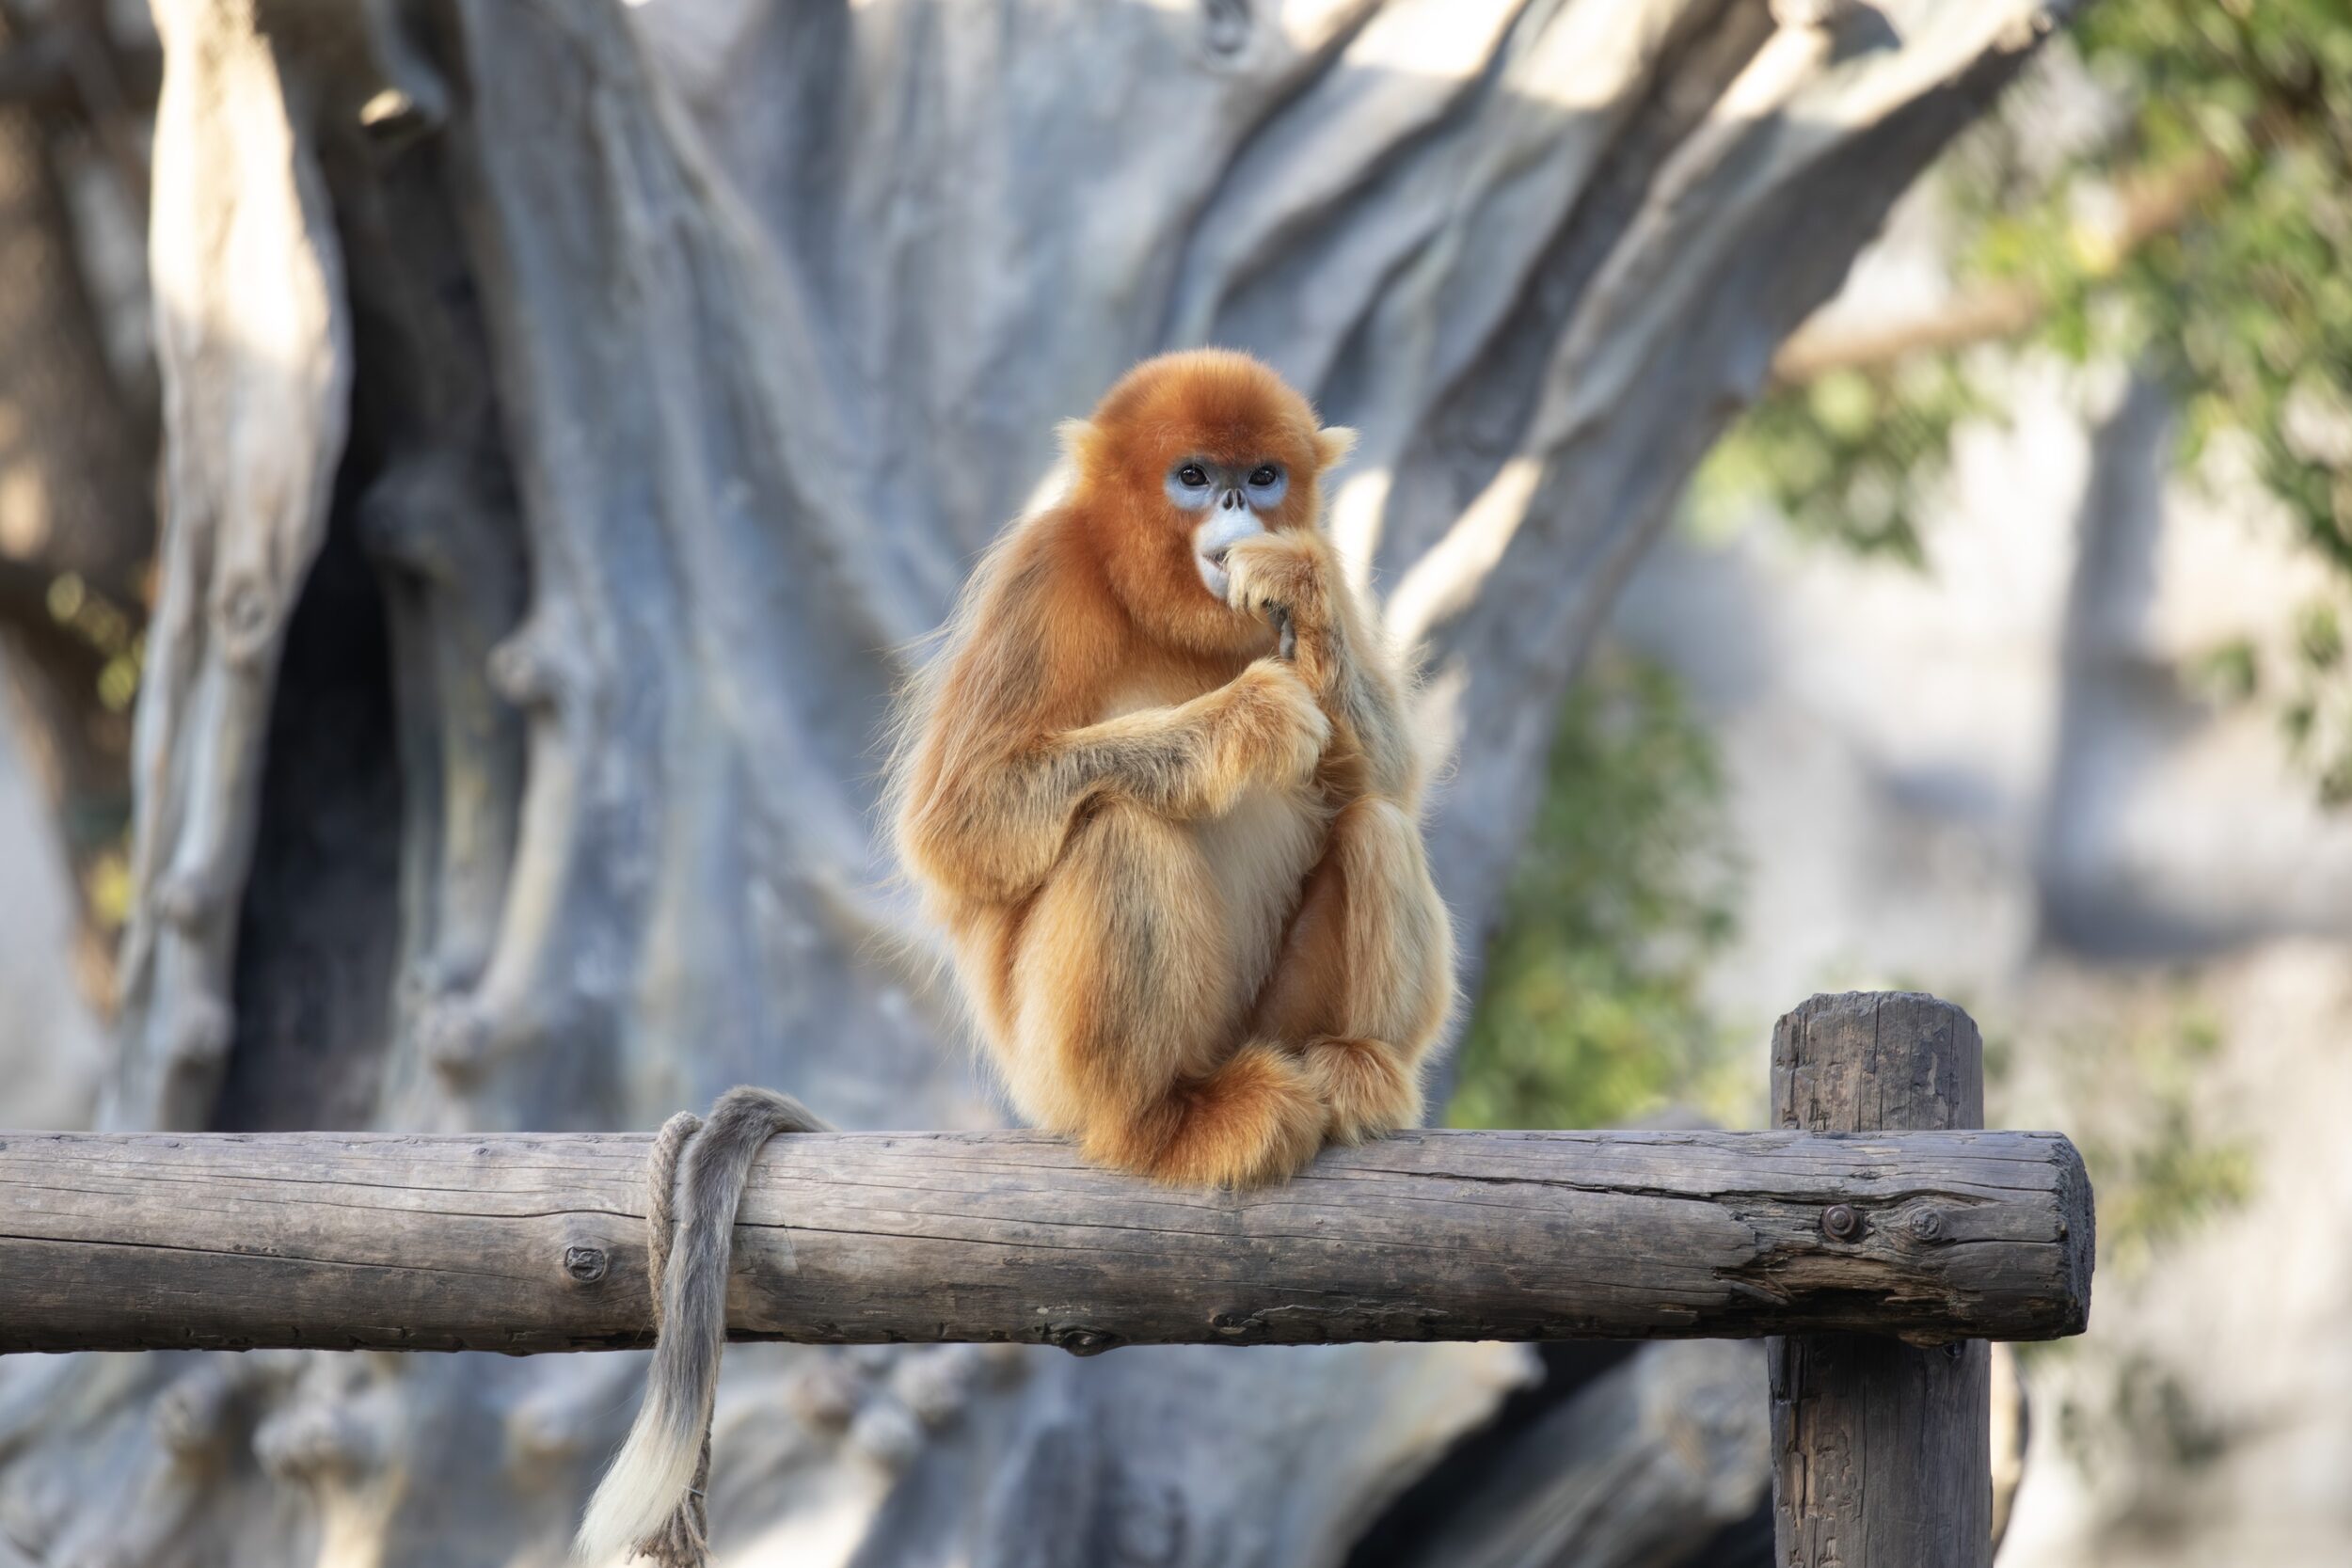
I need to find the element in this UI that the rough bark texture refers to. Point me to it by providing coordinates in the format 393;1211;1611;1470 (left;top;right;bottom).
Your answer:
1770;991;2006;1568
0;1126;2094;1354
1364;1339;1774;1568
0;2;2078;1564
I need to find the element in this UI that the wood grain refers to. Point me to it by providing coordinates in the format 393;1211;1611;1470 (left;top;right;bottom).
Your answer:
0;1123;2091;1355
1771;991;2038;1568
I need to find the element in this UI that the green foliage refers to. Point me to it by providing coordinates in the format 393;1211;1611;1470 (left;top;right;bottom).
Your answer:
2029;993;2253;1493
1703;0;2352;800
2053;1349;2233;1493
2042;1;2352;559
40;571;138;927
42;571;142;718
1693;358;1982;566
2058;999;2253;1279
1448;651;1743;1132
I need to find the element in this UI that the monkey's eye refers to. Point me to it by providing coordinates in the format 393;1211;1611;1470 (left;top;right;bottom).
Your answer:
1177;465;1209;488
1248;465;1281;488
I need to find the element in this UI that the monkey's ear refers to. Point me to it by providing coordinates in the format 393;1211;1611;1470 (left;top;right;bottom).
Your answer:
1057;419;1102;466
1315;426;1360;469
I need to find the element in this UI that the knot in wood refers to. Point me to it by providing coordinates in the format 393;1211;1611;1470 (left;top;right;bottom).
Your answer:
419;1001;491;1085
155;870;215;929
1909;1208;1946;1243
1201;0;1250;56
168;995;235;1069
1821;1203;1861;1242
847;1400;924;1471
254;1402;376;1484
562;1244;609;1283
217;578;275;646
1049;1325;1122;1356
486;626;572;709
785;1358;863;1433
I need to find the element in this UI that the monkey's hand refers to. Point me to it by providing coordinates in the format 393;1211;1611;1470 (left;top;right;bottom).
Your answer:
1223;531;1341;693
1206;657;1330;794
1223;529;1423;807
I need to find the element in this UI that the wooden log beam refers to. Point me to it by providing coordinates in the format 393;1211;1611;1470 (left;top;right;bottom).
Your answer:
0;1125;2091;1356
1772;991;2005;1568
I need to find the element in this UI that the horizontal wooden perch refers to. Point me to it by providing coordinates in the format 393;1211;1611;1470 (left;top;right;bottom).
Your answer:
0;1126;2091;1356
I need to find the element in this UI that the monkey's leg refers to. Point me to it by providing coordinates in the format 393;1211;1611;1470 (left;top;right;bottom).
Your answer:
1010;799;1326;1187
1250;798;1455;1145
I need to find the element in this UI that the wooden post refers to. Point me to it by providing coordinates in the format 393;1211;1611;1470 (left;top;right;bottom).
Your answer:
1771;990;1994;1567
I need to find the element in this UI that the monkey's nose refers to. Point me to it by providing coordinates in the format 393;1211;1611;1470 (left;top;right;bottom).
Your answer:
1220;487;1247;512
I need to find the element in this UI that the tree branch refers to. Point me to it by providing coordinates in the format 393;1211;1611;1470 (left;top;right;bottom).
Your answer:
1770;138;2244;385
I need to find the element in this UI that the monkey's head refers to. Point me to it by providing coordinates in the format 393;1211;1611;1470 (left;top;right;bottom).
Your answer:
1063;349;1356;654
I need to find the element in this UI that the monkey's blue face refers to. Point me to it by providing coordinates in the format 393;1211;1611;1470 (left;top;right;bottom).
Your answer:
1167;457;1288;599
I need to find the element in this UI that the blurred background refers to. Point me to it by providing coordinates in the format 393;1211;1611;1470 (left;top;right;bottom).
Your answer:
0;0;2343;1564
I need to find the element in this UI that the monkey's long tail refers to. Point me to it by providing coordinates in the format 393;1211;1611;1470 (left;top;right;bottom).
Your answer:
575;1086;831;1565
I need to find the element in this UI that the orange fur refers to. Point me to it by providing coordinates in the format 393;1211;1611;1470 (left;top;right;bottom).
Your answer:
890;350;1454;1187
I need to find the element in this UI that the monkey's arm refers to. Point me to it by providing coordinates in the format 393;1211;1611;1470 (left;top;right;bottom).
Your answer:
1224;531;1420;804
900;658;1327;906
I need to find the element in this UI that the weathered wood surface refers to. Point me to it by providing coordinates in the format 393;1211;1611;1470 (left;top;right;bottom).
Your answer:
0;1124;2092;1356
1771;991;2021;1568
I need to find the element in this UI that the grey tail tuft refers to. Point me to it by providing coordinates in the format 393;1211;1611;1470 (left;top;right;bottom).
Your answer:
575;1087;828;1562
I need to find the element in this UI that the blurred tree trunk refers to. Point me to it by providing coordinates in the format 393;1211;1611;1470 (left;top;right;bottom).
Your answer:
0;1;2074;1563
0;0;155;1003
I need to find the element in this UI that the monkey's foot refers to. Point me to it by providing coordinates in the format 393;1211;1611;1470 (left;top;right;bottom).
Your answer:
1296;1036;1423;1146
1090;1043;1326;1188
